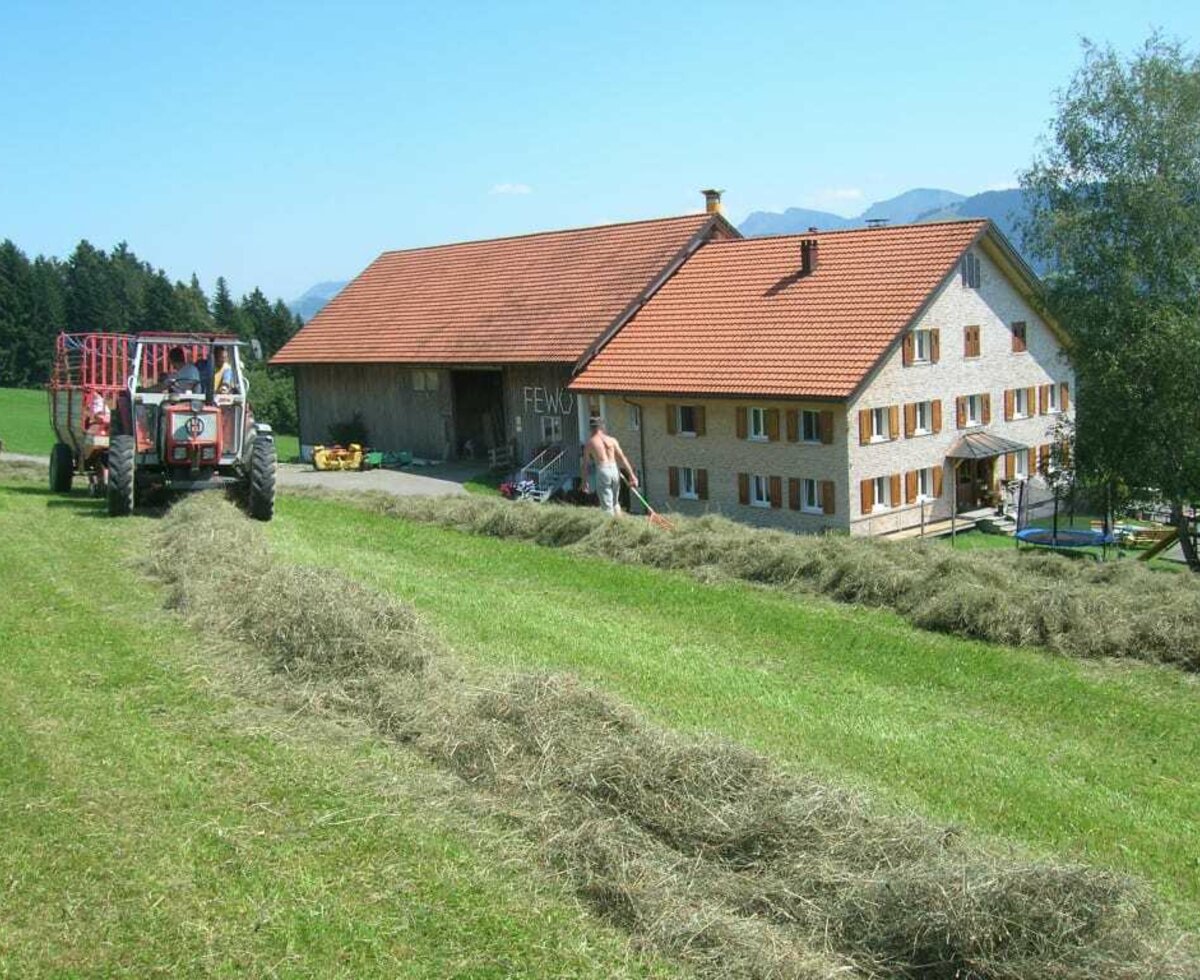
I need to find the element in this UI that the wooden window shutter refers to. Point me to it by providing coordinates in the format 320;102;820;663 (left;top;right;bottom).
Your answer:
931;399;942;434
981;393;992;425
819;410;834;444
932;465;944;498
766;408;780;442
902;333;914;367
736;407;748;440
956;396;966;429
769;475;782;509
858;409;871;445
963;326;972;357
1060;381;1070;412
695;405;707;436
903;403;916;438
1003;389;1014;421
1004;453;1015;479
904;470;917;504
667;466;679;497
666;404;677;435
788;477;800;511
1027;386;1037;412
1027;447;1037;473
821;480;835;515
785;409;799;442
738;472;750;505
696;468;708;500
890;473;902;507
1038;385;1047;415
929;328;940;363
888;405;900;441
860;478;874;514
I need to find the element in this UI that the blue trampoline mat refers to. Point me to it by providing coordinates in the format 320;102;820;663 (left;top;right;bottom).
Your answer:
1016;527;1114;547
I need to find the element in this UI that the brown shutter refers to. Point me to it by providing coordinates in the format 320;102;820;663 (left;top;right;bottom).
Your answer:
929;328;940;363
1003;389;1014;421
905;470;917;504
1027;447;1036;473
981;393;992;425
1027;386;1037;412
821;480;835;515
1005;453;1015;479
667;466;679;497
956;396;966;429
963;326;972;357
695;405;707;436
1038;385;1047;415
1060;381;1070;412
666;404;677;435
888;405;900;441
860;478;874;514
785;409;799;442
736;407;748;440
766;408;780;442
738;472;750;505
769;475;782;509
931;399;942;434
890;473;901;508
696;468;708;500
788;477;800;511
932;465;944;498
819;410;834;444
903;403;916;438
902;333;914;367
858;409;871;445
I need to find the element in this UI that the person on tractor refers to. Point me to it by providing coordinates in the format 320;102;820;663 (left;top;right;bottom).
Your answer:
212;346;235;394
155;346;201;394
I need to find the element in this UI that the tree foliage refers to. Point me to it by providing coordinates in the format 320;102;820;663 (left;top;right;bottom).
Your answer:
0;238;304;433
1021;35;1200;565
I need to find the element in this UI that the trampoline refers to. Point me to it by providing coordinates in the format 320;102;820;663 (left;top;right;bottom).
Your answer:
1015;527;1114;548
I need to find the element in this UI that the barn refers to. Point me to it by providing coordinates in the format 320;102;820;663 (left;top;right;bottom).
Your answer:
271;204;737;473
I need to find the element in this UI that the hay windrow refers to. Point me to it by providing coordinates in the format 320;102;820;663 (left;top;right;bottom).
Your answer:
144;495;1199;979
332;492;1200;671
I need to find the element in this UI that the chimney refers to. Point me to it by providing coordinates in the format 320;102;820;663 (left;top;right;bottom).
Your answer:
701;188;723;215
800;237;819;275
865;217;889;229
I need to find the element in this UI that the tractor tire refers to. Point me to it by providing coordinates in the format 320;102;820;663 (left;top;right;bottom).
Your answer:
246;438;276;522
107;435;136;517
49;442;74;494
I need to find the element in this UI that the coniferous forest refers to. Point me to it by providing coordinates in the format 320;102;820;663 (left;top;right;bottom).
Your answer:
0;238;301;433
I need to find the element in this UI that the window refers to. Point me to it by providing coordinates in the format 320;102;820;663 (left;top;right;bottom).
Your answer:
1014;451;1027;480
749;407;769;441
966;394;983;426
964;325;981;358
1013;388;1029;419
1011;321;1027;353
914;400;931;435
873;475;892;511
801;478;822;514
413;369;439;391
541;415;563;443
871;407;889;441
679;467;699;500
916;467;934;501
961;252;981;288
1046;384;1059;413
628;404;641;430
801;410;821;443
913;328;932;363
677;405;697;435
750;474;771;508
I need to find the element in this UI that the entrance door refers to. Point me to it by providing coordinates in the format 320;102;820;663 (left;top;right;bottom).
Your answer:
956;457;997;511
450;370;505;461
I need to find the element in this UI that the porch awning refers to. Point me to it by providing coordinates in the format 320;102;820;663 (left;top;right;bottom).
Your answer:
946;430;1029;460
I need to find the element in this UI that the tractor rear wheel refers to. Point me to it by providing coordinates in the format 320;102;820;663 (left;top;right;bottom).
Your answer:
107;435;135;517
247;438;276;522
49;442;74;494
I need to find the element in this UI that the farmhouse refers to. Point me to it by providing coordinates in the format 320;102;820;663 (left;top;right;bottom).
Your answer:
569;219;1075;536
271;202;738;472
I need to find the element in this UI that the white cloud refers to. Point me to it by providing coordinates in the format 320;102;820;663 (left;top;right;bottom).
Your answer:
489;182;533;196
825;187;864;201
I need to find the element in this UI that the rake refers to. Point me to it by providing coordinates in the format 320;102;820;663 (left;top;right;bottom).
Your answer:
622;475;676;531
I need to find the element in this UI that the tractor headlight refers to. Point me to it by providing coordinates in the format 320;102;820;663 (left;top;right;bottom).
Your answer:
200;446;216;461
172;447;188;462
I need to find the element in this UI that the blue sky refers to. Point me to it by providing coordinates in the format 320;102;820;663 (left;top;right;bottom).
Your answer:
1;1;1196;301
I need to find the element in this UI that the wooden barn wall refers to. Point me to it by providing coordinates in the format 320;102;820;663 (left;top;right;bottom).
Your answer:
502;364;581;468
295;364;452;458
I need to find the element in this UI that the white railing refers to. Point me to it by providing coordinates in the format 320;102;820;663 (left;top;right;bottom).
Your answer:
519;447;567;501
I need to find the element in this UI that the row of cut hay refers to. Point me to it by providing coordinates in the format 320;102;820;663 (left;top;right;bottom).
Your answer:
145;495;1198;978
333;493;1200;671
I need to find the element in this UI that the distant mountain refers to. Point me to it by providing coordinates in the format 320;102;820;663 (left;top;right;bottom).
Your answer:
860;188;966;224
739;206;852;237
288;280;348;322
913;188;1041;271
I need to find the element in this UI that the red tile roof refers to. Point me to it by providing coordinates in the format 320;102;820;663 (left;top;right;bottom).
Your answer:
271;214;725;366
570;220;990;399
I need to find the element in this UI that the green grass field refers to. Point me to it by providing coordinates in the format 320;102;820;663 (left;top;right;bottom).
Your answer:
3;462;1199;972
0;386;299;461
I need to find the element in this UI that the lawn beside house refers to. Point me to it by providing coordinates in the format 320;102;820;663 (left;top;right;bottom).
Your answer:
0;387;50;455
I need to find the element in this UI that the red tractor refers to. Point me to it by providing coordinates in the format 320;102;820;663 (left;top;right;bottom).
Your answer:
48;332;277;520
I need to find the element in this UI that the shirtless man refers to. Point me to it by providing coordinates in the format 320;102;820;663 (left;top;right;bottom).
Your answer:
581;415;637;516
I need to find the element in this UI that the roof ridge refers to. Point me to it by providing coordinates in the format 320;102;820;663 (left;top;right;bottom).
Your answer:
708;217;988;245
376;212;711;259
